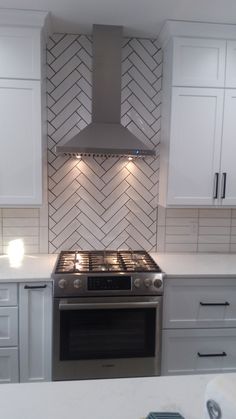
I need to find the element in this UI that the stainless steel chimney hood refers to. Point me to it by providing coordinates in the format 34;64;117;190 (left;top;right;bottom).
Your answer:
55;24;155;158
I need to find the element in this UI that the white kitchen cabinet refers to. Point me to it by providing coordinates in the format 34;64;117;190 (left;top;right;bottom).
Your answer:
172;37;226;87
0;26;41;80
0;79;42;205
162;276;236;376
0;283;18;383
159;25;236;207
0;348;18;383
0;11;49;206
163;277;236;329
162;328;236;375
19;282;52;382
165;87;223;206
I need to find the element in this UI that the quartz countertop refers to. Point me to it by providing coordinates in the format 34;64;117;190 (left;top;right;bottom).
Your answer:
151;252;236;277
0;373;218;419
1;252;236;281
0;253;57;282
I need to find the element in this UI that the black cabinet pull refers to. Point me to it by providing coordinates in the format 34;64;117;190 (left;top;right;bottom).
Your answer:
200;302;229;306
221;172;227;199
24;284;47;290
198;351;227;358
213;172;219;199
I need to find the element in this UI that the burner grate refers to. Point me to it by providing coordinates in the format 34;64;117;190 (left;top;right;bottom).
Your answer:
55;250;161;274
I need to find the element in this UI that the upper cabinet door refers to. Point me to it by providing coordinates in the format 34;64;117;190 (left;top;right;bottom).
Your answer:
172;38;226;87
225;41;236;88
0;27;41;80
167;87;224;206
220;90;236;206
0;79;42;206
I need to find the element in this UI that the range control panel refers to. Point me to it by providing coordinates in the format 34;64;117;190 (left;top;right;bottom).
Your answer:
88;276;131;291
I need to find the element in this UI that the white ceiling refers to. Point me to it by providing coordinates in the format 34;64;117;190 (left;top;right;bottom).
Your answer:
0;0;236;37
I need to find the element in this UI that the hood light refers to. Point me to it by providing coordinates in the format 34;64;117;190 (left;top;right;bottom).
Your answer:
128;157;133;161
76;154;82;159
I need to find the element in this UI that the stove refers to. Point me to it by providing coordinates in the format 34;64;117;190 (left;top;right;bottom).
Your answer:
52;250;164;297
52;250;164;380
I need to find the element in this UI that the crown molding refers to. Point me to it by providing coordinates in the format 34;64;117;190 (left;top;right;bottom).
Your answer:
159;19;236;48
0;9;52;39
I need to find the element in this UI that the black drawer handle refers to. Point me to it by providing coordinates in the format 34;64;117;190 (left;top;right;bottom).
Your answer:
200;302;230;306
198;351;227;358
24;284;47;290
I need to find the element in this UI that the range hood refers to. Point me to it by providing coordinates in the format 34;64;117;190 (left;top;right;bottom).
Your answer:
55;24;155;158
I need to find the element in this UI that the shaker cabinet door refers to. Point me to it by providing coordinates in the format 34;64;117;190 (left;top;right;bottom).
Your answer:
220;89;236;206
167;87;224;205
19;282;52;382
172;37;226;87
0;79;42;206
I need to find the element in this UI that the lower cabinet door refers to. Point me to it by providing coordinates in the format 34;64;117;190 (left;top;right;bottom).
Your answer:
19;282;52;382
162;328;236;375
0;347;18;383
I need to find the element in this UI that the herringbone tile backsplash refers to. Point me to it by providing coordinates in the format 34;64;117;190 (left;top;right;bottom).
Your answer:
47;34;162;253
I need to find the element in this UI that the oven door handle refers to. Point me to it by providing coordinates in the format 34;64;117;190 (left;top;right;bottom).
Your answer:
59;301;159;311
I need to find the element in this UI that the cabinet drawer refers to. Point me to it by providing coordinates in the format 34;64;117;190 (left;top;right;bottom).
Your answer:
0;307;18;346
0;283;17;306
0;27;41;79
162;328;236;375
163;277;236;328
172;37;226;87
0;347;18;383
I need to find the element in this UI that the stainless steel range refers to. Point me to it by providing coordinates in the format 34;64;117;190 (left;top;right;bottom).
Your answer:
52;250;164;381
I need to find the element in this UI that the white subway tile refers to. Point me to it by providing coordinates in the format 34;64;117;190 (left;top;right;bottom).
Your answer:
198;243;230;252
3;218;39;227
198;235;230;244
199;209;231;218
166;208;198;218
165;235;197;244
165;243;197;252
166;225;193;235
2;208;39;218
3;227;39;237
199;218;231;227
199;226;231;235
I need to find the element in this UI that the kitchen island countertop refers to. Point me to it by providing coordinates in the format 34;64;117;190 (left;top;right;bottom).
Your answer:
0;373;219;419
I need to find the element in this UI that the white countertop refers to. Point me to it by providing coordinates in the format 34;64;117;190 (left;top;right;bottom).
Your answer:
0;373;218;419
0;252;236;281
151;252;236;277
0;253;57;281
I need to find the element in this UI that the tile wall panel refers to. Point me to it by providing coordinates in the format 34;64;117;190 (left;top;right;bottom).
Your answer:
47;34;162;252
157;207;236;253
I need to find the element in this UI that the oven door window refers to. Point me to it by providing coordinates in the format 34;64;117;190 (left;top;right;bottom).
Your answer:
60;308;156;360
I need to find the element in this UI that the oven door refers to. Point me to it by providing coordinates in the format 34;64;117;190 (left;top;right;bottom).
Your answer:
53;296;162;380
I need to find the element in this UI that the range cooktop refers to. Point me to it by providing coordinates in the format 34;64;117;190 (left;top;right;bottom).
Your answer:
54;250;161;274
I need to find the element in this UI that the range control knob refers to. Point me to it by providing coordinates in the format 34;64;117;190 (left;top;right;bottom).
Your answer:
73;279;82;289
144;278;152;288
134;278;141;288
153;278;163;288
58;279;67;289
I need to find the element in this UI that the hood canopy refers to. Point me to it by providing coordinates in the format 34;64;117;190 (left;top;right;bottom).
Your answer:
56;24;155;158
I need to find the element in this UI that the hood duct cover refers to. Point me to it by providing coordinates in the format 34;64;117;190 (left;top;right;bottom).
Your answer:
55;24;155;158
